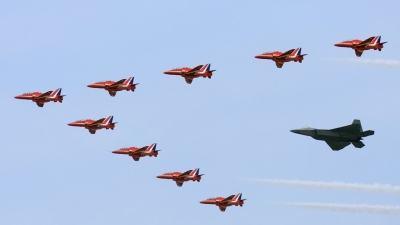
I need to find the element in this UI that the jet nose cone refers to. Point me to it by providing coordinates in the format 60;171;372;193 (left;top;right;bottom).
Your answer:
334;42;345;47
200;200;206;204
87;83;96;88
14;95;23;99
112;150;125;154
290;129;301;134
156;175;162;178
254;54;263;59
67;122;78;126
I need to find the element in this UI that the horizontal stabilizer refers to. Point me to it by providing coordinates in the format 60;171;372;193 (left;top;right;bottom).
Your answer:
360;130;374;137
352;141;365;148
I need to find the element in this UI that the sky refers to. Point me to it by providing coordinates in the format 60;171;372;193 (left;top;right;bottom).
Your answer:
1;0;400;224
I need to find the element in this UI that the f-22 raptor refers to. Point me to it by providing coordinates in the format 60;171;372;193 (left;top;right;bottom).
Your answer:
291;119;374;151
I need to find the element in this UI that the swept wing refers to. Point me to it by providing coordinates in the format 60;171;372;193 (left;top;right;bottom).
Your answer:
109;79;126;88
35;91;52;99
87;118;105;126
356;36;375;47
185;65;203;75
176;170;192;179
330;120;362;134
325;141;351;151
276;49;295;59
220;195;235;204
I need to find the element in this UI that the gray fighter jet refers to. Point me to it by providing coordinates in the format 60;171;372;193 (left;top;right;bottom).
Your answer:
290;119;374;151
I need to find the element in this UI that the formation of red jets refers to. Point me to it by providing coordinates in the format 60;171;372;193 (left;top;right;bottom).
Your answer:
14;35;387;212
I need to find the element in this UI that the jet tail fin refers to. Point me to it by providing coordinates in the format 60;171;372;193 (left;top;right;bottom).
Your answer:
101;116;114;125
49;88;62;98
360;130;374;137
290;48;303;57
188;168;200;177
198;64;212;73
122;77;134;86
351;119;363;132
232;193;243;202
145;143;157;153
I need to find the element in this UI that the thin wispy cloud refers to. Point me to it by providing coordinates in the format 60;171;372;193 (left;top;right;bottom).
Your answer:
329;58;400;69
278;202;400;215
247;179;400;195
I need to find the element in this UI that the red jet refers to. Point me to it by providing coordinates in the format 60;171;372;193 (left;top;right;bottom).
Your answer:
67;116;116;134
156;168;204;187
14;88;65;107
200;193;246;212
255;48;307;68
334;36;387;57
164;64;215;84
87;77;139;97
112;143;160;161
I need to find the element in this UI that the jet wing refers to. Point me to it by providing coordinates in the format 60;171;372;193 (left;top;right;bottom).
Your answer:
276;49;295;59
130;146;148;154
325;141;351;151
176;170;192;179
88;118;105;126
330;122;362;134
35;91;52;99
356;36;375;47
108;91;117;97
175;181;184;187
220;195;235;204
275;61;284;68
354;49;364;57
185;65;203;75
109;79;126;88
218;206;227;212
184;77;193;84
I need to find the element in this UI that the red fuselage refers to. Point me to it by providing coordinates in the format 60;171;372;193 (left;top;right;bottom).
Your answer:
255;51;305;63
67;119;115;131
334;40;385;51
112;147;159;158
200;197;245;207
14;92;64;103
87;81;137;92
156;172;202;182
164;68;214;78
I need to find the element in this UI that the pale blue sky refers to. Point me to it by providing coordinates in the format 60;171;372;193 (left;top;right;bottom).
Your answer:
1;0;400;224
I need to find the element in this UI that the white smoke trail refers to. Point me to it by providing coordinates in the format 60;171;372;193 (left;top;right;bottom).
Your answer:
278;202;400;215
247;179;400;195
331;58;400;69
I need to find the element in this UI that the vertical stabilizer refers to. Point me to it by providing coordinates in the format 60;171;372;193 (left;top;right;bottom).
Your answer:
352;119;363;132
